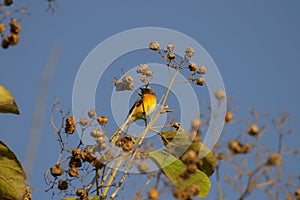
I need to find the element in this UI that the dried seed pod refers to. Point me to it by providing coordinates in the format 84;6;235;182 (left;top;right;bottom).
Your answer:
198;66;207;74
88;109;96;118
50;164;64;177
191;119;201;130
115;139;123;147
76;188;87;198
173;188;190;200
72;148;81;159
196;77;205;86
228;140;243;154
172;122;181;130
115;135;136;151
0;23;5;33
80;150;87;160
116;79;134;91
167;44;174;52
24;184;32;200
181;150;198;165
69;157;82;168
217;152;225;161
137;64;149;74
97;116;108;125
215;89;226;100
65;116;76;134
145;70;153;77
58;180;68;191
91;157;104;169
66;116;76;125
247;124;260;136
267;153;281;166
187;164;197;173
68;167;79;177
4;0;13;6
191;130;202;142
95;135;107;144
225;111;234;123
149;41;160;51
242;144;251;154
122;140;135;151
122;75;133;83
186;184;200;196
65;125;75;134
185;47;195;57
179;168;190;180
188;62;198;73
295;189;300;200
10;19;21;34
80;118;89;126
167;52;176;60
1;37;10;49
83;152;97;163
173;189;183;199
140;75;147;83
148;188;159;200
90;128;105;138
136;162;150;174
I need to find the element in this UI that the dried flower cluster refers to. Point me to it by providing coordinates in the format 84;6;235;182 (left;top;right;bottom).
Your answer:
64;116;76;134
1;19;21;48
228;140;251;154
215;108;298;200
114;75;134;91
148;41;208;88
115;135;136;152
173;184;200;200
137;64;153;83
1;2;29;49
215;89;226;100
45;106;113;198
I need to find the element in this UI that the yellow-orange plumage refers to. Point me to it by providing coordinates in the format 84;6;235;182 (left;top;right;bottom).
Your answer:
110;86;157;142
128;93;156;124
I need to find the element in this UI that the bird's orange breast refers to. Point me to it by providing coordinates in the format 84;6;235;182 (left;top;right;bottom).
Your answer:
131;93;157;121
143;93;157;115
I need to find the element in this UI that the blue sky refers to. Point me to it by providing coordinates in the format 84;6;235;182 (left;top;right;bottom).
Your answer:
1;1;300;199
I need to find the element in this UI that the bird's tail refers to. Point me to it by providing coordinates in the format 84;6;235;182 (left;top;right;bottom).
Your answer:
109;117;131;143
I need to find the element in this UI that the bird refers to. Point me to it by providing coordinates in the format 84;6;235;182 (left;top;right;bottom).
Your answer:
110;85;157;142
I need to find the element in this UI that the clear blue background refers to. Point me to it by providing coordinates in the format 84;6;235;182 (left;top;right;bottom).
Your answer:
1;0;299;199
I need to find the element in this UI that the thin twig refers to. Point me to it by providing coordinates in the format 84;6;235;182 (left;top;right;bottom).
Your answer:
238;164;266;200
216;164;223;200
133;172;157;200
102;152;127;197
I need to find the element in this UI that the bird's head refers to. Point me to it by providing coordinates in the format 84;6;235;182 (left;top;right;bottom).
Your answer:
140;84;155;96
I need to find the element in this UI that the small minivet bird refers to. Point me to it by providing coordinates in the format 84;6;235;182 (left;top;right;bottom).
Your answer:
110;85;157;142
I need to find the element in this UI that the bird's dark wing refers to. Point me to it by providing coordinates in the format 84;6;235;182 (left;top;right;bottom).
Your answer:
127;96;143;118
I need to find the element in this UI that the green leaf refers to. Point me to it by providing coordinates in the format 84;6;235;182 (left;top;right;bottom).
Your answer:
0;85;20;115
189;140;216;177
160;130;216;177
148;150;211;198
61;195;105;200
0;140;27;200
161;130;192;157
